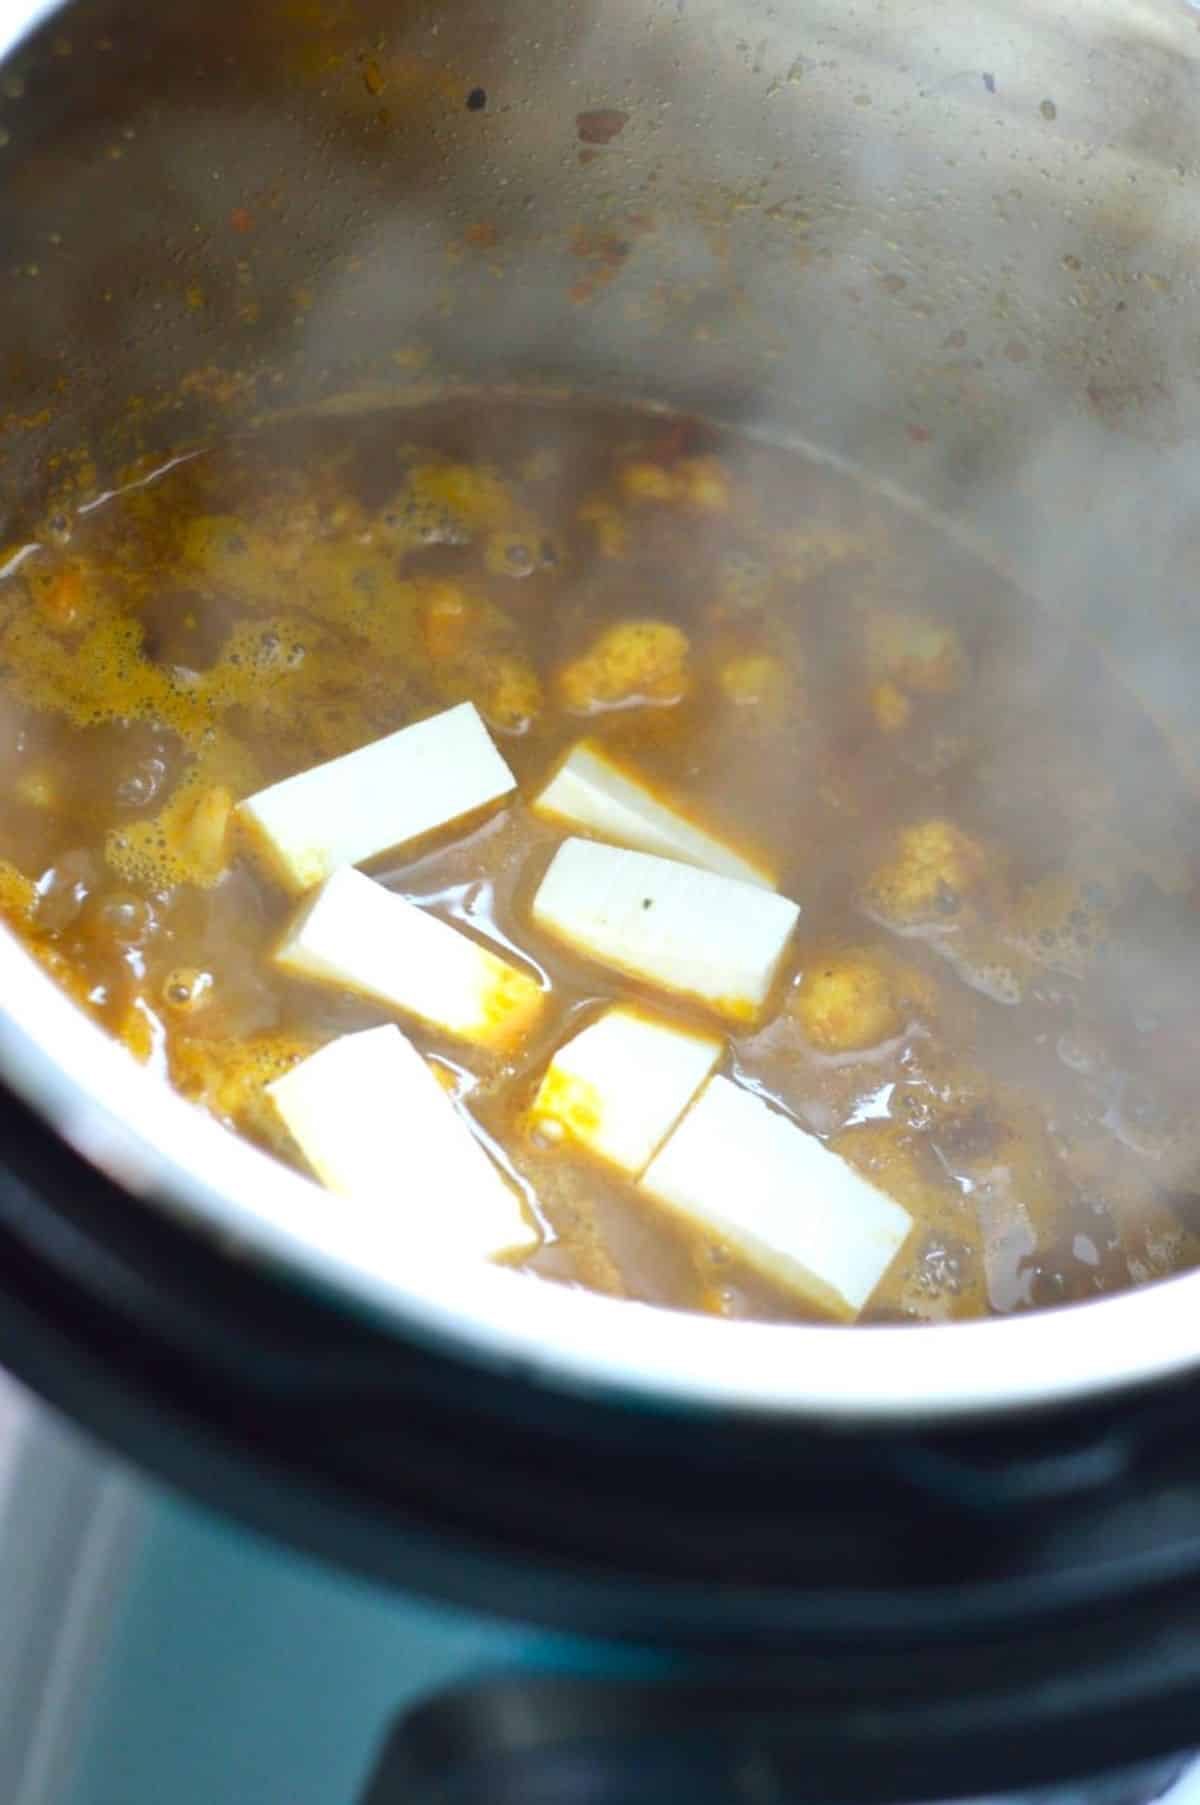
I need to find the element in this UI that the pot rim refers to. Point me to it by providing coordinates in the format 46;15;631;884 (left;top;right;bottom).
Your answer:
1;926;1195;1426
0;0;59;63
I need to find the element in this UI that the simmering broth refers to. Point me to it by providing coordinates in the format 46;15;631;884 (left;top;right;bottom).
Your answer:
1;399;1197;1324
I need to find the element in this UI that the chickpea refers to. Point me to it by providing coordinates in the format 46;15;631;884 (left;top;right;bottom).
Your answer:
866;611;966;697
677;456;730;513
557;619;690;713
870;679;912;733
15;768;59;811
794;954;900;1053
475;652;543;734
618;460;679;503
862;819;989;927
421;583;472;662
37;564;85;629
718;652;789;712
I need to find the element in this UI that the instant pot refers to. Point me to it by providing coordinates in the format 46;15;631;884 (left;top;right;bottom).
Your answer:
4;0;1200;1800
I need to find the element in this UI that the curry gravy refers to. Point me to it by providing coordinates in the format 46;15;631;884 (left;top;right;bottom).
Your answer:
1;400;1198;1324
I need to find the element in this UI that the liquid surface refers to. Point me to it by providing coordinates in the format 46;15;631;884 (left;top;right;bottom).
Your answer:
2;399;1199;1324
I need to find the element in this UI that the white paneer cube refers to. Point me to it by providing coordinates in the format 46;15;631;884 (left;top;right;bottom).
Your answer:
531;1007;722;1177
533;740;775;888
237;701;516;894
640;1076;912;1319
275;865;543;1053
266;1025;537;1261
530;838;799;1024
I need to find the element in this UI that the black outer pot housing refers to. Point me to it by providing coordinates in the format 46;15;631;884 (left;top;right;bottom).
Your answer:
2;1079;1200;1801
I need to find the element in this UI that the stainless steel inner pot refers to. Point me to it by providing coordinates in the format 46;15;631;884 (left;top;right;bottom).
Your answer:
2;0;1199;1422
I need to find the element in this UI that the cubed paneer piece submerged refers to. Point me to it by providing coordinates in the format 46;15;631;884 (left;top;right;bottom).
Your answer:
530;837;793;1025
531;839;799;1023
275;865;543;1053
533;740;775;888
237;701;516;894
640;1077;914;1320
267;1025;537;1261
531;1006;723;1177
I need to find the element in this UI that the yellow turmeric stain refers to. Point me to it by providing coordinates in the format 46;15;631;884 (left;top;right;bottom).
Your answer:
477;959;544;1050
172;1029;321;1146
534;1066;604;1142
709;993;760;1026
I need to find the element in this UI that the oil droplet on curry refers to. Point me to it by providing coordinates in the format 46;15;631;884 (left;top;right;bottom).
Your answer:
1;399;1199;1325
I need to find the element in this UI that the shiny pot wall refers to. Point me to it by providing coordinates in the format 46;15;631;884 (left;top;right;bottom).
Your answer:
1;0;1200;1420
